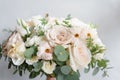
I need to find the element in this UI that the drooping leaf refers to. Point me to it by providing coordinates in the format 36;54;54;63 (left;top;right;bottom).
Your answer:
92;67;99;76
29;71;40;79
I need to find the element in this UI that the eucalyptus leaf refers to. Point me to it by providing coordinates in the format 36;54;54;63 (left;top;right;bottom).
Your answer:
57;52;69;62
33;61;43;72
65;71;79;80
54;45;69;62
84;67;90;73
92;67;99;76
61;66;71;75
24;46;37;59
54;45;65;56
56;72;64;80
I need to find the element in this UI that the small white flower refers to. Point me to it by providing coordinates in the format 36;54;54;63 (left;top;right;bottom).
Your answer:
25;36;41;47
26;56;38;65
42;61;56;74
37;41;53;60
93;53;104;60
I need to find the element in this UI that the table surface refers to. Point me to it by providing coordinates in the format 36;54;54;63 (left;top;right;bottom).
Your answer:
0;0;120;80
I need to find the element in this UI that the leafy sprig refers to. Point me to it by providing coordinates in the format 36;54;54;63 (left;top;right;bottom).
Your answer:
85;37;110;77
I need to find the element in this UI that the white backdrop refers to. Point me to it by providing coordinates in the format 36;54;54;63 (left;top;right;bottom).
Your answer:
0;0;120;80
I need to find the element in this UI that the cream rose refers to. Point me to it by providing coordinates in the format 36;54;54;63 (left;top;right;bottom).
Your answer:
42;61;56;74
69;39;91;72
45;25;72;47
37;41;53;60
3;32;26;65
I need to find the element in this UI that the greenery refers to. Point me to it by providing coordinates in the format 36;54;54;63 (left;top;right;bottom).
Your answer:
24;46;38;59
62;14;72;27
54;66;80;80
40;18;48;25
86;37;110;77
54;45;69;62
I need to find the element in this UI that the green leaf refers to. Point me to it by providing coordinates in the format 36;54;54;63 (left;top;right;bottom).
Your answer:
102;71;108;77
38;30;44;36
84;67;90;73
54;45;65;56
97;59;108;68
54;45;69;62
33;61;43;72
88;23;97;29
19;70;22;76
65;14;72;20
63;20;71;27
56;72;64;80
57;52;69;62
40;18;48;25
13;70;18;75
8;61;12;69
65;71;79;80
92;67;99;76
29;71;40;79
61;66;71;75
24;46;37;59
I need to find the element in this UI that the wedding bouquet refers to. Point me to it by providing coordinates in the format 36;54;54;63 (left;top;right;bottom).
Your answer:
0;14;110;80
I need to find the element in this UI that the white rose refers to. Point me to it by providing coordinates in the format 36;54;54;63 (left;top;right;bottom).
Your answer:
45;25;72;47
26;56;38;65
42;61;56;74
93;53;104;60
37;41;53;60
25;36;41;47
69;39;91;72
4;32;26;65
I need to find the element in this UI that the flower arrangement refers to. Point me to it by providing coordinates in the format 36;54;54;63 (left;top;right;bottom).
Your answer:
0;14;110;80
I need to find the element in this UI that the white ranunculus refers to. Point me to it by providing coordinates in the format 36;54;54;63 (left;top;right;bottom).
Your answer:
42;61;56;74
45;25;72;47
26;56;38;65
25;36;41;47
93;53;104;60
69;39;91;72
4;32;26;65
37;41;53;60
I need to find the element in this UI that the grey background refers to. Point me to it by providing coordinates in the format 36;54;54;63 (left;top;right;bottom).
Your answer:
0;0;120;80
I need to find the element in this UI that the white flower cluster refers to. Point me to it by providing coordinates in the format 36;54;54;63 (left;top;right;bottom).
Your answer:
3;15;105;74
